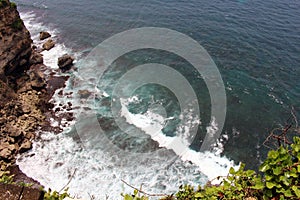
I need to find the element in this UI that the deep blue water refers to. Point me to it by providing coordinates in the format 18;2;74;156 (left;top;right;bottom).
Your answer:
15;0;300;168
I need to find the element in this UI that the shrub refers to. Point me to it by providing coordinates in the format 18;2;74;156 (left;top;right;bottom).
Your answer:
11;18;23;30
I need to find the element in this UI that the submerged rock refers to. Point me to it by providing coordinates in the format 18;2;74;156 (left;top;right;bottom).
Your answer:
39;31;51;40
78;89;91;99
58;54;74;72
42;39;55;51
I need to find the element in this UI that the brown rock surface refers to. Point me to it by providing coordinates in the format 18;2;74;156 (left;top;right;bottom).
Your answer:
0;0;32;79
0;183;44;200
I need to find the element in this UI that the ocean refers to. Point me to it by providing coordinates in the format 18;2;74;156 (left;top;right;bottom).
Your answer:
14;0;300;199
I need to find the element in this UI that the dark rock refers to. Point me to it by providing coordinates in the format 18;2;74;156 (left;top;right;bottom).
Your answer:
39;31;51;40
58;54;74;72
21;187;44;200
46;76;68;96
42;39;55;51
58;90;63;96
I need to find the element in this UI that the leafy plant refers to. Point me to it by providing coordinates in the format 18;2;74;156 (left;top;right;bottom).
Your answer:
43;188;71;200
259;136;300;199
0;173;14;184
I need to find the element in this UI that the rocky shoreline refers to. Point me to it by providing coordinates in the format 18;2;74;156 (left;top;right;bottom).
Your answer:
0;0;74;188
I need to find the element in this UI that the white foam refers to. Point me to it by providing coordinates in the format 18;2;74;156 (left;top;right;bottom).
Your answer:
17;10;237;200
20;12;81;70
119;97;237;183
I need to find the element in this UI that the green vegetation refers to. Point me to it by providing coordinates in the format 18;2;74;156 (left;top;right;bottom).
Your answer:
11;18;23;30
10;2;16;8
43;188;71;200
124;136;300;200
0;172;14;184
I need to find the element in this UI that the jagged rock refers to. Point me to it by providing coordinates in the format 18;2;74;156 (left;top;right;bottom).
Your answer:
29;51;43;64
39;31;51;40
58;54;74;72
29;68;46;89
19;140;32;153
42;39;55;51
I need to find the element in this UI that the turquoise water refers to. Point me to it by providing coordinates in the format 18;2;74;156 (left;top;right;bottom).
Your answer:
15;0;300;169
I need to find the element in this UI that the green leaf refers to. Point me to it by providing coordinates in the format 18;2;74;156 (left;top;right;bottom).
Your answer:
265;175;273;181
251;182;265;190
268;150;279;159
246;170;255;177
229;167;235;175
259;163;270;172
283;189;293;197
292;186;300;197
124;194;133;200
273;167;282;175
266;181;276;189
194;192;204;198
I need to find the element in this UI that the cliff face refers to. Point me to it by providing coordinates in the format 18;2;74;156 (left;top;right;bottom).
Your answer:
0;0;32;80
0;0;47;173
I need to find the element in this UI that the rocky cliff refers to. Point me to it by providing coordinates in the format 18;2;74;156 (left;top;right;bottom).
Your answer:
0;0;32;81
0;0;47;177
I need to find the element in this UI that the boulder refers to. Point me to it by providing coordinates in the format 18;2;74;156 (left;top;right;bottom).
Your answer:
39;31;51;40
29;51;43;65
42;39;55;51
58;54;74;72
